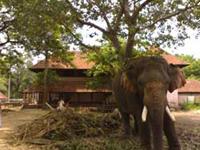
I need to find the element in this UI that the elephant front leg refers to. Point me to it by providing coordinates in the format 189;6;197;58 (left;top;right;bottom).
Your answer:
135;111;152;150
132;115;139;136
121;112;132;138
163;111;181;150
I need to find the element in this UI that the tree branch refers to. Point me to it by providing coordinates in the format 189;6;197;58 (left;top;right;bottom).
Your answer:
77;19;108;34
141;2;200;30
91;1;112;31
125;27;139;58
131;0;154;23
113;1;124;31
122;0;132;24
65;27;99;51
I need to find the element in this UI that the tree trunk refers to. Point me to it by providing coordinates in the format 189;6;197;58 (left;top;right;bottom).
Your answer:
7;71;11;101
125;32;135;59
43;49;49;107
124;27;139;60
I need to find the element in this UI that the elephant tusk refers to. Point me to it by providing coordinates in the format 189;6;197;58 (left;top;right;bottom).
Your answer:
166;106;176;122
141;106;148;122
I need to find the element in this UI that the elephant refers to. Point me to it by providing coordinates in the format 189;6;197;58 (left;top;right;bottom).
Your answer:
112;56;186;150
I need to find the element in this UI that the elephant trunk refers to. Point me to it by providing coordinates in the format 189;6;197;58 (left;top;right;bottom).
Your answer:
142;81;169;150
149;106;164;150
141;104;176;150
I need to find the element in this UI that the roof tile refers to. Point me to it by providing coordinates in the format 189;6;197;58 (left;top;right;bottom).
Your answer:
31;51;189;70
0;92;7;100
178;80;200;93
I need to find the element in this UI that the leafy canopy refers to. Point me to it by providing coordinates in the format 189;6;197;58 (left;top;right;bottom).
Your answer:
2;0;74;58
64;0;200;60
3;0;200;61
86;41;162;88
178;55;200;80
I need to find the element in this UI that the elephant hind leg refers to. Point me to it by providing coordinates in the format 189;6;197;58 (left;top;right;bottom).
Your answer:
163;111;181;150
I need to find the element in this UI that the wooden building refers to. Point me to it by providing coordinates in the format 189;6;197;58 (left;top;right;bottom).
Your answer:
23;53;113;109
23;51;188;109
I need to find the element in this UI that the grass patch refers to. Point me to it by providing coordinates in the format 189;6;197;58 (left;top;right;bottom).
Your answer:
48;137;144;150
181;103;200;111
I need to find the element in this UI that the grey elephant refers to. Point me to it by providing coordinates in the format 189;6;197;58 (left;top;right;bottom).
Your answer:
112;56;186;150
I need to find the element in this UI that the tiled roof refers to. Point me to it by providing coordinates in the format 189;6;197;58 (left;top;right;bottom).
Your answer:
31;52;94;70
0;92;7;100
149;46;189;67
162;54;189;67
178;80;200;93
31;50;189;70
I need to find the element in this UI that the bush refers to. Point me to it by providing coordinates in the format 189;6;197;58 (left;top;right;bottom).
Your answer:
181;103;200;111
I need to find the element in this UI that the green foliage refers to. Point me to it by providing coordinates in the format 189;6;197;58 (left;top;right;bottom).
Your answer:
51;51;75;67
10;61;36;98
0;51;35;98
63;0;200;58
178;55;200;80
0;77;7;93
2;0;73;57
55;138;143;150
2;0;200;61
86;41;162;89
181;103;200;111
34;70;59;86
86;43;121;88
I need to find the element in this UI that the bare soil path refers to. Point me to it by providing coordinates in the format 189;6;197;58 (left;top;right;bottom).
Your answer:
0;108;199;150
0;108;48;150
174;110;200;127
174;110;200;150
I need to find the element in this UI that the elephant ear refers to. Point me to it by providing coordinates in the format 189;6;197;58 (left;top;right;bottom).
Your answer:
168;64;186;93
120;60;137;92
120;72;134;92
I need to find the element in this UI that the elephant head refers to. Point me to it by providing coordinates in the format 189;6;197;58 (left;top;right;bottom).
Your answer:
123;56;185;150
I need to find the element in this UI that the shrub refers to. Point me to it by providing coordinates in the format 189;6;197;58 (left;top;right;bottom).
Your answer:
181;103;200;111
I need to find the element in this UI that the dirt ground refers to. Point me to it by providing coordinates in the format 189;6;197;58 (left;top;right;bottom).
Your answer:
0;108;200;150
0;108;49;150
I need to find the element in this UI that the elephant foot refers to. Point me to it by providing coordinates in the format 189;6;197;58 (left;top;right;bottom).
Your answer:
141;139;152;150
141;144;152;150
169;142;181;150
169;146;181;150
132;129;139;137
120;132;132;139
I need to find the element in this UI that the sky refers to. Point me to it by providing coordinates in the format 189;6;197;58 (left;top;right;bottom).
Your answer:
164;30;200;58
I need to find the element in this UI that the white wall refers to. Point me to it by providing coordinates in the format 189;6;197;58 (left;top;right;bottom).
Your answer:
167;90;178;107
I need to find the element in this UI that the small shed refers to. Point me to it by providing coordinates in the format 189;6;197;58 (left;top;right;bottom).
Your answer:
178;80;200;105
